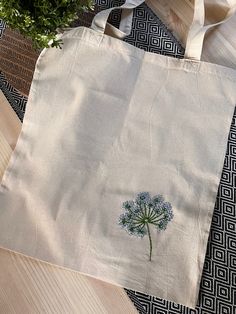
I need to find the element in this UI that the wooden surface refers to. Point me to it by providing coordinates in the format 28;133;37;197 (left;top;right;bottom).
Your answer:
0;91;17;180
1;0;236;312
0;90;21;150
0;248;137;314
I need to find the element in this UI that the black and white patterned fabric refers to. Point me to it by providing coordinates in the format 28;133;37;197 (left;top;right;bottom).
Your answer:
97;0;184;57
0;19;6;39
0;2;235;313
0;71;26;122
0;21;26;122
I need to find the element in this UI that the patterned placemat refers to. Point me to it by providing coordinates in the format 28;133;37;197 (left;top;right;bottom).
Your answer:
0;1;235;313
0;71;27;122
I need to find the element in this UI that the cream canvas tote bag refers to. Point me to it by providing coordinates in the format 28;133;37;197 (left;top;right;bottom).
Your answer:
0;0;236;308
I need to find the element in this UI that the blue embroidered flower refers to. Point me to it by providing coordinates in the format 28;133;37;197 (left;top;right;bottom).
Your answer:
122;200;135;211
118;192;174;261
135;192;151;204
152;194;164;204
162;202;174;221
157;220;168;230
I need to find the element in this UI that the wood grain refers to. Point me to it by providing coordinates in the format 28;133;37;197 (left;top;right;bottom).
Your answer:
0;248;137;314
0;130;12;181
0;91;21;150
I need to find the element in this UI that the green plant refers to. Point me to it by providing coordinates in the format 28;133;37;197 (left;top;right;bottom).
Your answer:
0;0;94;49
118;192;174;261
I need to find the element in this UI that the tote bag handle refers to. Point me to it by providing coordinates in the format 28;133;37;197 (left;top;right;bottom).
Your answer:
91;0;236;60
91;0;145;39
185;0;236;60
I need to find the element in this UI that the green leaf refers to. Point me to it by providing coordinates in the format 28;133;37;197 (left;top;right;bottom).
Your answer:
0;0;94;49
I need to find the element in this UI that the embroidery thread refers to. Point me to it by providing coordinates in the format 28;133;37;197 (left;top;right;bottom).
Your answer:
118;192;173;261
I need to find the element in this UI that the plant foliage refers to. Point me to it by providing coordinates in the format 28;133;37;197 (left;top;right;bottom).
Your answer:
0;0;94;48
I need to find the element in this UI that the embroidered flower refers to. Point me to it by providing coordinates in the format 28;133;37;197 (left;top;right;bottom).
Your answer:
152;194;164;204
162;202;174;221
118;192;174;261
135;192;151;204
122;200;135;211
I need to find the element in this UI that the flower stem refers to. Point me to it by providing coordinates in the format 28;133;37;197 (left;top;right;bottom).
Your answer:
146;223;152;261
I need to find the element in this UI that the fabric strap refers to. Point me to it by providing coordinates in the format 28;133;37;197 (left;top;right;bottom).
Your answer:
91;0;145;39
185;0;236;60
91;0;236;60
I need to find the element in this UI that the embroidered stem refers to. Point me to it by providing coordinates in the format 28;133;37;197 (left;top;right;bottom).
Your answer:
146;223;152;262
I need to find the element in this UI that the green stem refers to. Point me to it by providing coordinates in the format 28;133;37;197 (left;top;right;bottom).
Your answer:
144;203;147;217
151;212;165;224
146;223;152;262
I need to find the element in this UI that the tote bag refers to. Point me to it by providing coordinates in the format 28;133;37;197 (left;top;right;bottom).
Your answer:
0;0;236;308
